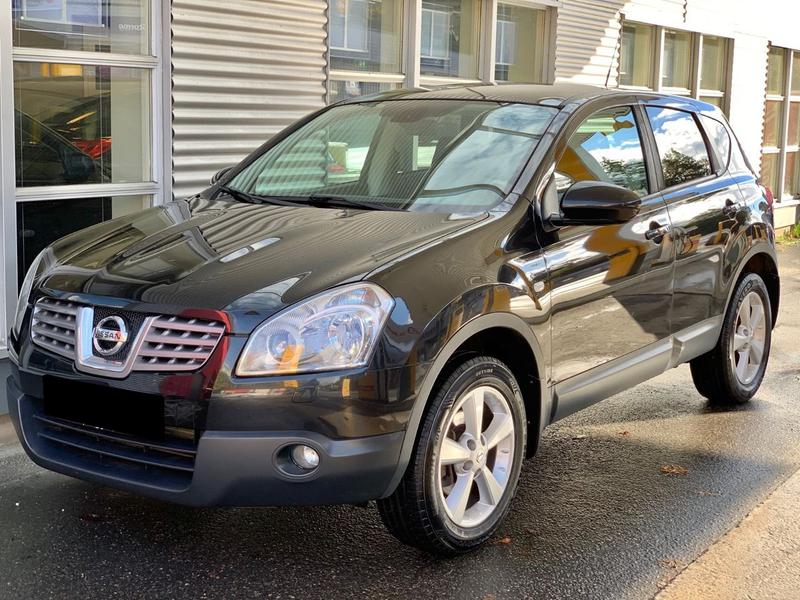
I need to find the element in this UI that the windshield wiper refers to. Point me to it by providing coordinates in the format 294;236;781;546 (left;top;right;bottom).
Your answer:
307;194;393;211
218;186;305;207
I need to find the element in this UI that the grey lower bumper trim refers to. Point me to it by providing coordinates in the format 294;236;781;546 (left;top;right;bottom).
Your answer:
8;376;404;507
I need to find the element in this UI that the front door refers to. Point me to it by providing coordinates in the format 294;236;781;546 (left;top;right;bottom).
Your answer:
542;105;674;397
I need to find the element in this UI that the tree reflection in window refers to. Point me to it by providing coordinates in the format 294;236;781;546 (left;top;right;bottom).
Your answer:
646;107;712;188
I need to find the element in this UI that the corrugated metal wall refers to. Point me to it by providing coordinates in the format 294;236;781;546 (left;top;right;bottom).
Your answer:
554;0;623;86
171;0;328;199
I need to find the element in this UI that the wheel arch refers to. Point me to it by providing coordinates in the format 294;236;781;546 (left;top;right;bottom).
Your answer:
381;312;548;497
727;244;780;327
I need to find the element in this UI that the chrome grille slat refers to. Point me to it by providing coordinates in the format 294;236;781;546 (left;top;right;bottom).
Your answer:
143;332;218;347
137;348;209;359
34;311;75;335
150;317;224;335
31;324;75;345
35;300;77;316
31;298;225;373
134;316;225;372
31;298;79;358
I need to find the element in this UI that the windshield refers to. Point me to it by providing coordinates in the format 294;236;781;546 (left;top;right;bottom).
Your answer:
226;100;558;212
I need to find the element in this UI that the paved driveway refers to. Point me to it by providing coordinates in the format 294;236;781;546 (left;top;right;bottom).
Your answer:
1;244;799;600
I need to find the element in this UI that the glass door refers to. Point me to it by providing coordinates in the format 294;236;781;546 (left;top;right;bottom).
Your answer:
0;0;165;352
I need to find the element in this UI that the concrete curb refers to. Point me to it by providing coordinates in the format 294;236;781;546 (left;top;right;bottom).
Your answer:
656;466;800;600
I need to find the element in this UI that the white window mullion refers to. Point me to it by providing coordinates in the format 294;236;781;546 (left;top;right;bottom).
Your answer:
778;50;794;199
0;0;17;351
483;0;498;83
691;33;703;100
405;0;421;88
654;26;665;91
12;47;158;68
157;0;171;204
15;182;160;203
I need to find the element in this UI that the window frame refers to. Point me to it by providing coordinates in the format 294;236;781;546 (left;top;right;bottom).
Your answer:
0;0;169;355
618;20;733;116
699;114;733;176
420;7;450;60
641;104;719;194
618;21;657;89
326;1;556;103
494;17;516;66
552;102;656;200
330;0;370;53
761;45;800;201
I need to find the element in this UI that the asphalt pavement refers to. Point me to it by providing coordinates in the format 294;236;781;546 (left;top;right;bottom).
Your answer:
1;244;799;600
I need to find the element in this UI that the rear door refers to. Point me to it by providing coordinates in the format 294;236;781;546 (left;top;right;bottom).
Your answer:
643;105;741;334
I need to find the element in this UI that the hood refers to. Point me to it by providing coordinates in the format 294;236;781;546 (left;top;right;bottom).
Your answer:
39;196;485;332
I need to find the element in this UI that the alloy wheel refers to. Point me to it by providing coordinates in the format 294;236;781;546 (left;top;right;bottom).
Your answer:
435;385;516;528
730;291;767;385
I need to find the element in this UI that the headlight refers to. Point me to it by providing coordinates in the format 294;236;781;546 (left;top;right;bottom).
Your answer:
12;250;46;338
236;283;395;377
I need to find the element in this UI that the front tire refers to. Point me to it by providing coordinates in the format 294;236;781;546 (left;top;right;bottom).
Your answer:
690;273;772;405
377;356;527;555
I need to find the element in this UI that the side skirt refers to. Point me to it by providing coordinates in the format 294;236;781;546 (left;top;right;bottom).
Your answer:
550;315;723;423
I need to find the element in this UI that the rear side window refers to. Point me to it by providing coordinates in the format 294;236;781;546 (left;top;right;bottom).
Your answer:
555;106;649;197
646;107;713;188
700;115;732;172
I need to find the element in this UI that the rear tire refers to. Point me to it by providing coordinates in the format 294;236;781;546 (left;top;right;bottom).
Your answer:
690;273;772;405
377;356;527;555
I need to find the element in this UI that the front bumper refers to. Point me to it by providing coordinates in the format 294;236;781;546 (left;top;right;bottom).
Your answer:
8;375;404;506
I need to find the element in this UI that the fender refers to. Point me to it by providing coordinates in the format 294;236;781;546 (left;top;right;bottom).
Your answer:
380;311;549;497
723;241;779;324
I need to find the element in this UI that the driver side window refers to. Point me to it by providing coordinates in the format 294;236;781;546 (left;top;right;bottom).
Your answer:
555;106;649;198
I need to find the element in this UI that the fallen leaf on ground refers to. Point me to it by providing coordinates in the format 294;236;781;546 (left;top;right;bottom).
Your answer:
659;558;684;571
660;464;688;476
80;512;105;522
491;536;512;545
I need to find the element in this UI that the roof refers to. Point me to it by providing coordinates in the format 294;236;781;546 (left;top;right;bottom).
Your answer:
339;83;720;113
339;83;619;108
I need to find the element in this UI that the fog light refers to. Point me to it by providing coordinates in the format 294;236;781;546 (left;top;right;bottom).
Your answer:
291;444;320;470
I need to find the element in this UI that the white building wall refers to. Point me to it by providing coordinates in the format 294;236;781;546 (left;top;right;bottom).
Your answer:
555;0;799;172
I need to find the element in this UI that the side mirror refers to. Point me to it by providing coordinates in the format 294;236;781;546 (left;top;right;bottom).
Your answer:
211;166;233;185
556;180;641;225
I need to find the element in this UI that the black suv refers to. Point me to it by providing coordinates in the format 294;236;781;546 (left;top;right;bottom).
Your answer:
8;84;779;555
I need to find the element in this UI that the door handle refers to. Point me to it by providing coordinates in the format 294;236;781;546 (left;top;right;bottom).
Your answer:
722;199;740;218
645;222;670;242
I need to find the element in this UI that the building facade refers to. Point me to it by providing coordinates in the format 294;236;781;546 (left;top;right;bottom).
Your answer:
0;0;798;412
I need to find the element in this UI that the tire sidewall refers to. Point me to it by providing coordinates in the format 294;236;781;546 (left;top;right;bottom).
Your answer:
421;359;527;547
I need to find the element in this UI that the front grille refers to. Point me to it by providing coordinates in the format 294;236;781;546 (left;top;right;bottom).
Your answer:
34;413;197;491
135;316;225;372
30;297;225;375
30;298;79;359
